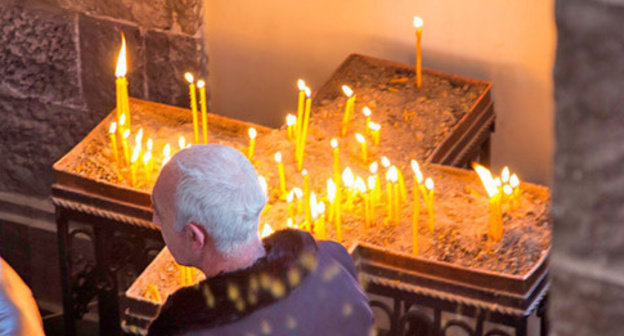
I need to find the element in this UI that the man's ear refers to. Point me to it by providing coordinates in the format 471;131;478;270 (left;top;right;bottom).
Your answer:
185;222;206;252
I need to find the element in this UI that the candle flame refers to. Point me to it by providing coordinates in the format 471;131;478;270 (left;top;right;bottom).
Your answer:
115;34;127;78
355;133;365;144
119;113;126;126
410;160;424;184
354;177;367;193
109;122;117;134
341;85;353;97
184;72;194;83
501;166;510;183
286;114;296;126
368;176;376;190
274;152;282;162
327;179;336;202
369;161;378;174
135;128;144;144
143;151;151;165
297;79;306;91
425;177;434;191
286;190;294;203
330;138;338;148
131;144;140;163
494;177;502;188
413;16;424;29
304;87;311;98
510;174;520;188
317;201;326;215
472;163;499;198
163;144;171;157
261;223;274;238
258;176;268;196
503;184;513;195
287;218;293;228
197;80;205;88
301;169;308;176
310;192;318;219
147;138;153;152
368;122;381;131
342;167;354;188
387;166;398;183
248;127;257;139
293;187;303;199
362;107;371;117
381;156;391;168
178;136;186;149
123;129;130;139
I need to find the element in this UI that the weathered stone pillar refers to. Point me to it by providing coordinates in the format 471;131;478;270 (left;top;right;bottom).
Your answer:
551;0;624;334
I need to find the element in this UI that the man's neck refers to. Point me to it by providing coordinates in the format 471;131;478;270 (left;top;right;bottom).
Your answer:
199;241;266;278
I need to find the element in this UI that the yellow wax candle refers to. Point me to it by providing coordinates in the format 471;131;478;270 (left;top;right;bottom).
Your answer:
143;151;152;182
296;79;306;150
334;187;342;243
397;168;407;201
341;85;355;136
297;87;312;171
316;201;326;240
118;113;126;136
412;174;420;256
275;152;287;196
286;191;295;225
162;144;171;167
362;107;372;135
115;34;131;130
331;139;340;188
109;122;119;164
307;192;316;233
368;176;377;223
342;167;355;210
369;162;381;202
121;129;131;166
510;173;520;210
473;163;503;241
286;114;296;141
327;179;337;222
247;127;257;161
369;122;381;146
197;79;209;144
130;145;140;187
413;16;424;89
185;73;200;144
302;170;310;227
293;187;303;214
355;133;368;164
385;180;393;225
389;166;400;224
355;179;370;231
425;178;435;231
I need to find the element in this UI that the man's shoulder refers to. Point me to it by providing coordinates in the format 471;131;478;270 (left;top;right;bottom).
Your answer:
316;240;358;279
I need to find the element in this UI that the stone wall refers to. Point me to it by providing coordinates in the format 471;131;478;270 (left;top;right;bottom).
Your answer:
551;0;624;334
0;0;207;197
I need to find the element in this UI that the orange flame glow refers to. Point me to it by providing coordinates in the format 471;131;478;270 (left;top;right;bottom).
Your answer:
115;34;127;78
472;163;499;198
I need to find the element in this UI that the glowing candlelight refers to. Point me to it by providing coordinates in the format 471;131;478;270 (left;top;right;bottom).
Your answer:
327;179;336;220
297;87;312;171
355;177;370;230
143;151;152;182
413;16;424;89
162;144;171;167
316;200;326;240
327;178;341;243
135;128;143;148
501;166;510;184
197;79;208;144
302;170;311;229
118;113;126;136
261;223;274;238
362;107;372;135
381;156;391;168
369;162;381;202
369;122;381;146
425;177;434;231
473;163;503;241
309;192;317;234
342;167;355;210
115;33;130;130
185;72;200;144
384;167;393;225
331;138;341;188
293;187;303;214
287;191;295;225
296;79;306;148
122;129;131;166
389;166;400;224
130;144;140;187
178;136;186;150
510;173;520;210
286;114;296;140
109;122;119;164
411;160;423;255
355;133;368;163
341;85;356;136
247;127;257;160
368;176;377;222
258;176;268;198
275;152;287;196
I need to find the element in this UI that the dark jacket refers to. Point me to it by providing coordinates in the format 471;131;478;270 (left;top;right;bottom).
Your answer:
147;229;373;336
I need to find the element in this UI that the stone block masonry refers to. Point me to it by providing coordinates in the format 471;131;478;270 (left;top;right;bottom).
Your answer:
0;0;207;197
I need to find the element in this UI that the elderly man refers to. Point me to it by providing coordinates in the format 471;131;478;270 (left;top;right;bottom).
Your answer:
148;145;373;336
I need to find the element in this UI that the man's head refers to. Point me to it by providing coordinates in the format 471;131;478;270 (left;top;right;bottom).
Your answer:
152;145;267;268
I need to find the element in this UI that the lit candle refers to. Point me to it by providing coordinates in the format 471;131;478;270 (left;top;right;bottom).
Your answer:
130;144;140;187
362;107;372;135
258;175;268;198
510;173;520;210
327;178;342;243
425;177;435;231
261;223;274;238
275;152;287;197
295;79;306;149
293;187;304;214
178;136;186;150
115;33;130;130
389;166;400;224
162;144;171;167
473;163;503;241
369;162;381;203
327;179;336;221
118;113;126;136
109;122;119;164
308;192;316;233
341;85;355;136
297;87;312;171
342;167;355;210
410;160;423;255
368;176;377;223
302;170;310;228
286;191;295;225
355;133;368;164
247;127;257;161
197;79;209;144
122;129;131;166
369;122;381;146
381;156;391;169
184;72;200;144
501;166;510;184
135;128;143;157
413;16;424;89
145;138;153;176
316;201;326;240
143;151;152;182
331;138;341;188
355;177;370;231
286;114;296;141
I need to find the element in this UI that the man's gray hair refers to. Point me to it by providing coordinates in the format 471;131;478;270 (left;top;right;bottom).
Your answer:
172;145;267;256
